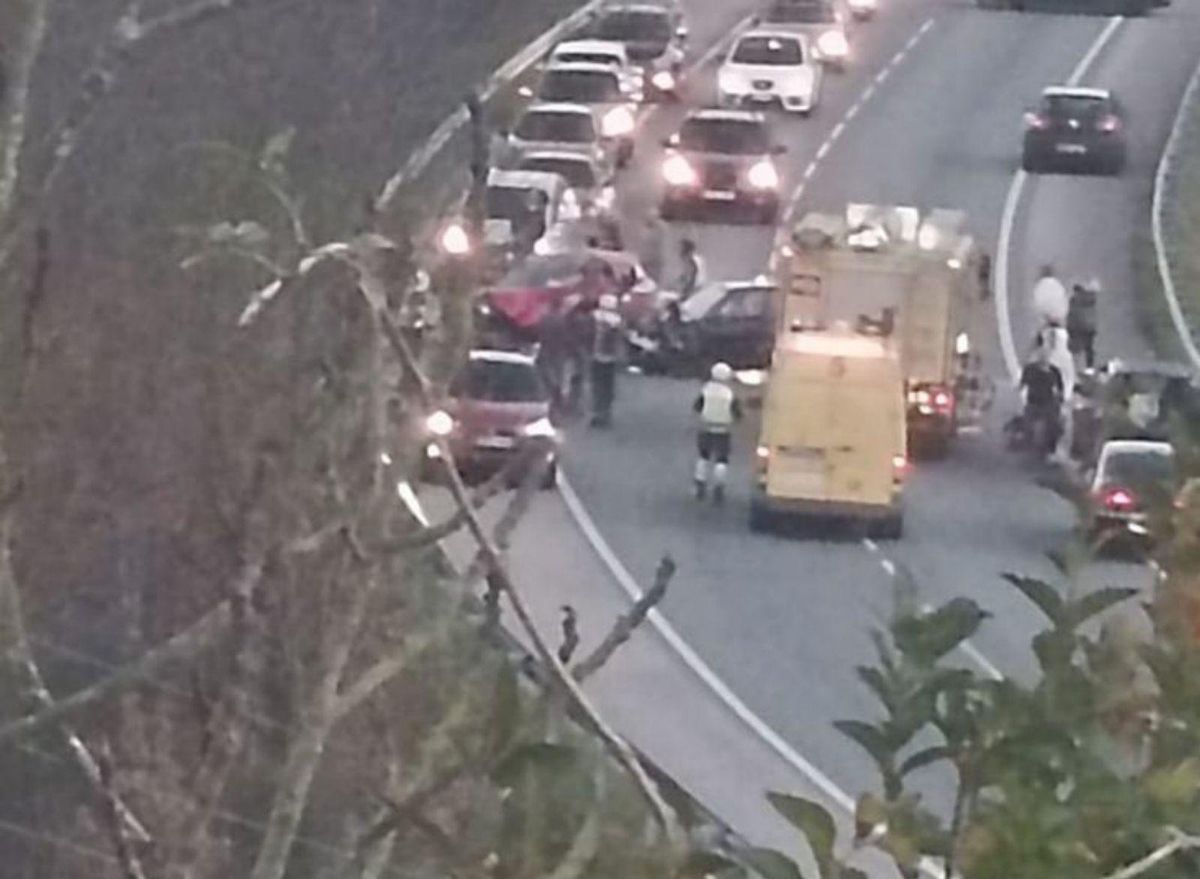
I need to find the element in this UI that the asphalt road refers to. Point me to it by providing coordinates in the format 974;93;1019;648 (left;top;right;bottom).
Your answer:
546;0;1199;814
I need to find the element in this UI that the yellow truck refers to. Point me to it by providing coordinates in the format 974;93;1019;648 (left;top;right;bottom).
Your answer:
751;327;908;537
777;204;980;456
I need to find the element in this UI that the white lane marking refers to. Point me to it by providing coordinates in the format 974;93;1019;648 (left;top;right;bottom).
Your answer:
558;475;857;812
993;16;1125;382
780;16;936;219
1152;43;1200;368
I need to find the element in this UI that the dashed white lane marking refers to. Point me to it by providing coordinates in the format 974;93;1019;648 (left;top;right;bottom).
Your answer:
780;16;936;222
993;15;1125;382
558;475;858;813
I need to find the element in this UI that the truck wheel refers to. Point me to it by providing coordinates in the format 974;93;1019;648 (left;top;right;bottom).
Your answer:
1021;151;1040;173
749;500;773;533
872;512;904;540
540;460;558;490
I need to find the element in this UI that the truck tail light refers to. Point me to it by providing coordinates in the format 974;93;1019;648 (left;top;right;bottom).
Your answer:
1100;486;1137;512
892;455;909;482
1097;114;1121;133
1024;112;1048;130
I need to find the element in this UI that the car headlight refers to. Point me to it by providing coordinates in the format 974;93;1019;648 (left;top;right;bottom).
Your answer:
602;106;635;137
522;416;558;438
849;0;876;10
747;159;779;190
662;153;698;186
425;410;454;437
652;69;676;91
816;30;849;59
736;369;766;387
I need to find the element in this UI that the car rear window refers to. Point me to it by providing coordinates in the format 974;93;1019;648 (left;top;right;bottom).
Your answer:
539;69;622;102
678;117;769;154
555;51;622;67
515;110;595;143
1104;450;1175;486
519;156;597;188
766;1;836;23
593;10;671;42
454;359;546;403
1044;95;1108;118
731;35;805;65
487;186;547;223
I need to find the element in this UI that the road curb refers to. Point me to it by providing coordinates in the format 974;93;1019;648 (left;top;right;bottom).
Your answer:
1151;44;1200;369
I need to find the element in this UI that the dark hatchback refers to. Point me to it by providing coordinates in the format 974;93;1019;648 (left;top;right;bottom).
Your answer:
1022;87;1126;174
582;2;688;99
659;109;785;223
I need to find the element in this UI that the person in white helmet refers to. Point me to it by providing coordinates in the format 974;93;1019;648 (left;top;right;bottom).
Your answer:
692;362;743;503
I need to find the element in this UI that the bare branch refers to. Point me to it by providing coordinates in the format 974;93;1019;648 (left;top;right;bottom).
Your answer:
95;740;149;879
0;557;264;747
571;556;675;683
1100;829;1200;879
378;309;684;853
331;621;451;721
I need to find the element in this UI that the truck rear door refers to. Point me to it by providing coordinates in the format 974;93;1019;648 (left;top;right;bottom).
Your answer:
824;361;895;506
764;360;829;502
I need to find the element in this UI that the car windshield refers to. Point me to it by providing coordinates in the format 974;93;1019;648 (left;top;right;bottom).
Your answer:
1044;95;1108;118
765;1;836;23
519;157;597;188
539;69;621;102
515;110;595;143
731;35;804;65
678;117;769;154
453;359;546;403
593;10;671;42
1104;450;1176;486
486;186;545;223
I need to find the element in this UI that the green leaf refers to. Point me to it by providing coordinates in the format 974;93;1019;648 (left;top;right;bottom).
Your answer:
900;745;954;777
1002;574;1064;625
766;793;836;878
1142;757;1200;807
833;720;895;774
491;742;577;787
856;665;897;714
739;847;804;879
683;850;741;877
893;598;990;664
1066;586;1137;629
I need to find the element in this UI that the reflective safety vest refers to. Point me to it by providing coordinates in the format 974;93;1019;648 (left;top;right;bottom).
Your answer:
695;381;740;431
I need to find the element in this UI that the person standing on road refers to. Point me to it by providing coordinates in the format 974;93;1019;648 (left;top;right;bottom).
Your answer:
590;294;624;427
676;238;706;301
1031;263;1068;330
1067;278;1099;369
639;214;666;282
692;362;743;504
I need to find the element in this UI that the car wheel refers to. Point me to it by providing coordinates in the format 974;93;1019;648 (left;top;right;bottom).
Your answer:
540;459;558;490
1021;151;1040;173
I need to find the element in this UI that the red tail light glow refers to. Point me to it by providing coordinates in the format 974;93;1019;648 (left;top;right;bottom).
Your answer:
1101;486;1137;512
1097;114;1121;133
892;455;909;481
1024;112;1048;130
932;388;954;413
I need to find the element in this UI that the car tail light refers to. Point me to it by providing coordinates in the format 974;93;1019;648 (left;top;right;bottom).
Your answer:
1024;112;1048;130
932;387;954;414
1097;114;1121;133
907;384;953;415
892;455;909;481
1100;486;1137;512
755;445;771;474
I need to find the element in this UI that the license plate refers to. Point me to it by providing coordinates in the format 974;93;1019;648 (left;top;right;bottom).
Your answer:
476;435;514;450
703;189;736;201
753;80;772;90
1055;143;1087;154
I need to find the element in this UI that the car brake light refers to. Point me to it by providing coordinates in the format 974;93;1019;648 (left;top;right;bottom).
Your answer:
892;455;909;481
1024;112;1048;130
932;388;954;413
1101;486;1137;511
1097;114;1121;133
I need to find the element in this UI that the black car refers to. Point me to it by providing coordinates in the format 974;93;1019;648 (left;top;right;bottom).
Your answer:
582;2;688;99
659;109;785;223
1022;86;1126;175
636;281;777;375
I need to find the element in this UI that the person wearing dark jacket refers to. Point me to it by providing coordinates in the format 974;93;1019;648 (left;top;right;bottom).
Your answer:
1067;279;1099;369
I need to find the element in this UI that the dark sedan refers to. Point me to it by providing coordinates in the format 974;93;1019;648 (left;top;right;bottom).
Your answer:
1022;86;1126;175
659;109;785;223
